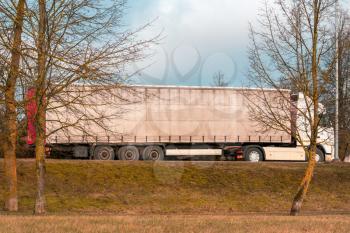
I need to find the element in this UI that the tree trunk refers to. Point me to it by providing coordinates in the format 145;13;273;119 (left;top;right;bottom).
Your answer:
34;121;46;214
3;148;18;211
291;0;320;216
290;149;316;216
2;0;26;212
34;0;47;215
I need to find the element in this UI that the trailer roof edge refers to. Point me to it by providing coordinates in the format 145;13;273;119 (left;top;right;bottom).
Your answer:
127;84;291;92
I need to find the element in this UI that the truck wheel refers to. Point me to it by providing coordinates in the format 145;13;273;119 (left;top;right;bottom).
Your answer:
244;147;263;162
118;146;140;161
93;146;115;160
315;148;325;163
306;148;325;163
142;146;164;161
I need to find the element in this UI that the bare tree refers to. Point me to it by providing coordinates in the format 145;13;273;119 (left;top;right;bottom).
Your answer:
31;0;47;214
0;0;26;212
247;0;339;215
317;11;350;160
212;71;229;87
17;0;158;214
0;60;5;151
337;13;350;160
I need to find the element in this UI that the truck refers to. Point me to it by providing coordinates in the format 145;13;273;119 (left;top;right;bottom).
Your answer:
26;85;334;162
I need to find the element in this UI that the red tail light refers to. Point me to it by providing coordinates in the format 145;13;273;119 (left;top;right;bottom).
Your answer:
26;88;36;145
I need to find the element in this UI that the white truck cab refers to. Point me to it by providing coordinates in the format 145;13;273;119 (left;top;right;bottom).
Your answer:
296;93;334;161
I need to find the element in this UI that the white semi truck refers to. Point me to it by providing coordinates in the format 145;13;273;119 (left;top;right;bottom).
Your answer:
27;85;334;162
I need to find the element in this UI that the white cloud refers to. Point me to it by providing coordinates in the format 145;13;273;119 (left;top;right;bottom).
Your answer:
128;0;350;85
149;0;259;48
128;0;261;85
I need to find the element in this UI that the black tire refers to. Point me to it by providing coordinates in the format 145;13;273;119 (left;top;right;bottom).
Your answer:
310;148;325;163
244;147;264;162
142;146;164;161
93;146;115;160
118;146;140;161
305;148;325;163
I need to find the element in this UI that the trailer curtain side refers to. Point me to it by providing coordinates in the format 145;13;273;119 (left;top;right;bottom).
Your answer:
44;85;292;145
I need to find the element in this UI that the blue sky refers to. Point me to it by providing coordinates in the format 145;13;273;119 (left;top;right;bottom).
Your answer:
125;0;349;87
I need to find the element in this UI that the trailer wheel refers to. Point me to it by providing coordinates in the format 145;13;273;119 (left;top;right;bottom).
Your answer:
142;146;164;161
244;147;263;162
93;146;115;160
118;146;140;161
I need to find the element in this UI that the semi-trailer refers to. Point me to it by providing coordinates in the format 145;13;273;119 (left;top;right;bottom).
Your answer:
26;85;334;162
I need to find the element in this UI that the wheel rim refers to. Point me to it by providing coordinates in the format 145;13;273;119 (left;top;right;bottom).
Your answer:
249;151;260;162
99;150;111;160
125;150;135;160
149;150;160;160
315;154;320;163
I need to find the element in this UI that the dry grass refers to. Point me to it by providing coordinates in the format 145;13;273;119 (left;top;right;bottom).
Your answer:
0;160;350;214
0;215;349;233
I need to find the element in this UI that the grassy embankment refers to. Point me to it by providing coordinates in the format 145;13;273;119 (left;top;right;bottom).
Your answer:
0;160;349;214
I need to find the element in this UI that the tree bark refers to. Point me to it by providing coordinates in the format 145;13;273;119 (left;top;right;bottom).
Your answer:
2;0;26;212
34;0;47;215
290;149;317;215
34;123;46;214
